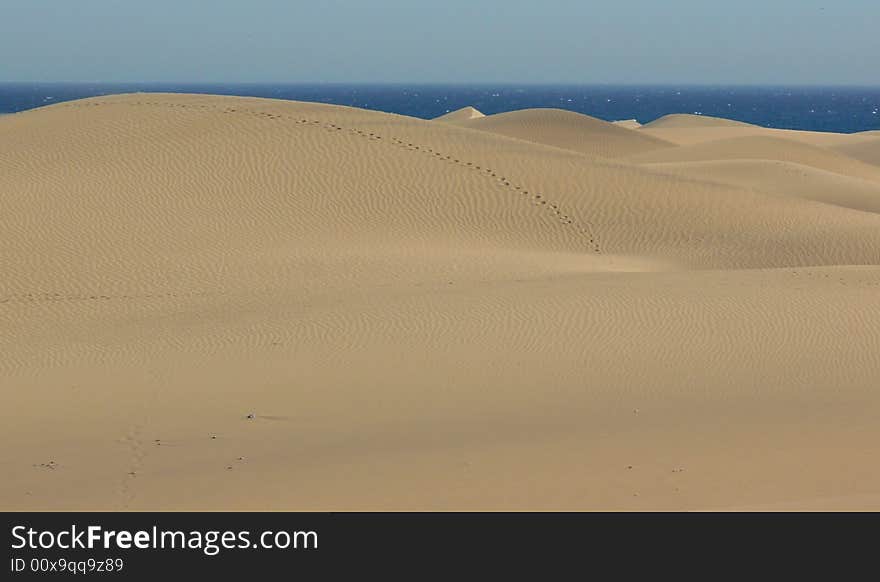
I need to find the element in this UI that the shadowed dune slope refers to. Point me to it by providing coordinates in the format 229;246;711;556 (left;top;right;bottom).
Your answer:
833;138;880;167
455;107;674;158
647;159;880;214
626;134;880;182
639;123;872;148
2;94;880;511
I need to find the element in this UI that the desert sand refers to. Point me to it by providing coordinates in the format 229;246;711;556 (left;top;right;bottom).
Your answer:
2;94;879;510
612;119;642;130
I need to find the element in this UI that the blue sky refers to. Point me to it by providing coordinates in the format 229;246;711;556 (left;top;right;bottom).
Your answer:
2;0;878;84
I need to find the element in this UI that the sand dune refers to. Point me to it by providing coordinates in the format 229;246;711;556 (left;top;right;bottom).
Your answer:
435;105;485;123
452;107;673;158
626;134;880;182
646;159;880;214
2;94;880;510
612;119;642;129
638;117;871;148
833;137;880;167
642;113;757;128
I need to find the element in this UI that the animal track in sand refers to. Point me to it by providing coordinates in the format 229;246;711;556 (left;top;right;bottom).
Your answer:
60;99;604;254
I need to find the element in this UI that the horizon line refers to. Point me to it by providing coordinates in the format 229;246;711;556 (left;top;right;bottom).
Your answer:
2;80;880;89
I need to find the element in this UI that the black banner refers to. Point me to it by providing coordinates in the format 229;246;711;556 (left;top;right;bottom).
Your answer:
2;512;874;577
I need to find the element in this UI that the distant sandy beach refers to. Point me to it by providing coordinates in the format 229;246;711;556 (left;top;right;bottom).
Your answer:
2;93;879;510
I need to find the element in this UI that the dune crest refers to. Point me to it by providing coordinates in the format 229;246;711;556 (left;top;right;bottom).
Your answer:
455;107;673;158
434;105;484;123
2;94;880;510
642;113;757;128
613;119;642;129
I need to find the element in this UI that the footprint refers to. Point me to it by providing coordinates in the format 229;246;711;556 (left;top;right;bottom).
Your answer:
119;424;147;509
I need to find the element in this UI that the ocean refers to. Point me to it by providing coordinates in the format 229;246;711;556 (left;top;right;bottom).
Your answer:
1;83;878;133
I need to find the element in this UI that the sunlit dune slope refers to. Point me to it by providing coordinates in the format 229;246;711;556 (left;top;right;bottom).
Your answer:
434;105;485;123
642;113;757;128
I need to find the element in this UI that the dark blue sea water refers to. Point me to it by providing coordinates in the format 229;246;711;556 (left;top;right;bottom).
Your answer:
2;83;878;133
